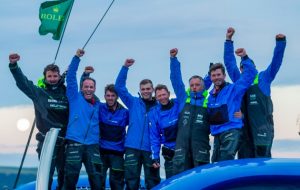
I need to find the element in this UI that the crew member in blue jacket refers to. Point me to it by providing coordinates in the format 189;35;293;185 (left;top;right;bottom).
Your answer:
224;27;286;158
170;48;212;175
81;66;129;189
208;48;257;162
81;68;129;190
115;59;160;190
63;49;103;190
149;84;184;179
99;84;128;190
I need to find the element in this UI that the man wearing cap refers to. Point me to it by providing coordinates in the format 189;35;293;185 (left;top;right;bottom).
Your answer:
224;27;286;158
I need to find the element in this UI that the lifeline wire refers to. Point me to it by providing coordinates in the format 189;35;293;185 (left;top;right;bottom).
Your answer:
82;0;116;49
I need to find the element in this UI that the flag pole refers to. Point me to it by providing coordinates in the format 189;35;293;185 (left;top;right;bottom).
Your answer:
82;0;116;50
13;119;36;189
53;0;75;64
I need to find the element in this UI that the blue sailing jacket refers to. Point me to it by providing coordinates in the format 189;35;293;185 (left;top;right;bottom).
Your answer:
115;66;157;152
207;56;257;135
65;56;100;145
149;99;181;159
99;102;129;153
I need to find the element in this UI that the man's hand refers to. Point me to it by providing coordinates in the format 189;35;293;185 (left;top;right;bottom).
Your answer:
235;48;247;57
276;34;286;40
76;49;85;57
124;59;135;67
234;110;243;119
84;66;94;74
152;162;160;169
170;48;178;58
9;53;20;64
226;27;235;40
152;159;160;169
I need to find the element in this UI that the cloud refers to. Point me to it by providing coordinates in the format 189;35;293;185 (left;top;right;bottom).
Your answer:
272;85;300;139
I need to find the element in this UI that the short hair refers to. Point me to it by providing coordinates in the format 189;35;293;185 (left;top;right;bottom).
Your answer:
154;84;169;94
209;63;225;75
188;75;203;83
82;77;96;87
43;64;60;77
188;75;205;89
104;84;118;96
139;79;153;87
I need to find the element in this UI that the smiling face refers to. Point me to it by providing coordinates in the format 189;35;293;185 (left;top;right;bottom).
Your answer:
155;88;170;105
140;82;154;100
45;70;61;85
81;79;96;100
210;68;226;88
105;90;117;107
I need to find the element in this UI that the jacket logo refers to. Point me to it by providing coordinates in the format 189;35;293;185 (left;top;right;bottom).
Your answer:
257;133;267;137
184;111;190;115
249;101;258;105
195;114;203;124
249;94;256;100
48;99;58;103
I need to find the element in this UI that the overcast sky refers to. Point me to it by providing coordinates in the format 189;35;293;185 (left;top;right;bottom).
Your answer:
0;0;300;154
1;0;300;106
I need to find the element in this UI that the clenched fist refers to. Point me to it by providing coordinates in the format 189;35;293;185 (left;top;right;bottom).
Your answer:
226;27;235;40
9;53;20;64
84;66;94;74
170;48;178;58
124;59;135;67
235;48;247;57
76;49;85;57
276;34;286;40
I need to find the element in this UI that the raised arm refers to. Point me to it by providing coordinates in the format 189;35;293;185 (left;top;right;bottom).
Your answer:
66;49;84;100
169;48;187;103
260;34;287;83
224;27;241;82
233;48;257;95
204;63;213;90
80;66;94;88
9;53;39;101
115;59;135;108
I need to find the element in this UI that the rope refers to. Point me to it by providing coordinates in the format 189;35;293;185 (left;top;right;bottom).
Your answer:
82;0;116;49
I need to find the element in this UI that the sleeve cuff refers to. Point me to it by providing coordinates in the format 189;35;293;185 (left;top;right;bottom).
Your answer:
276;37;286;41
9;62;18;69
241;55;249;61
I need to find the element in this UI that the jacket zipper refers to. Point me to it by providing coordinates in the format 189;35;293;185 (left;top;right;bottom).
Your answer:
139;112;147;150
83;108;96;143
